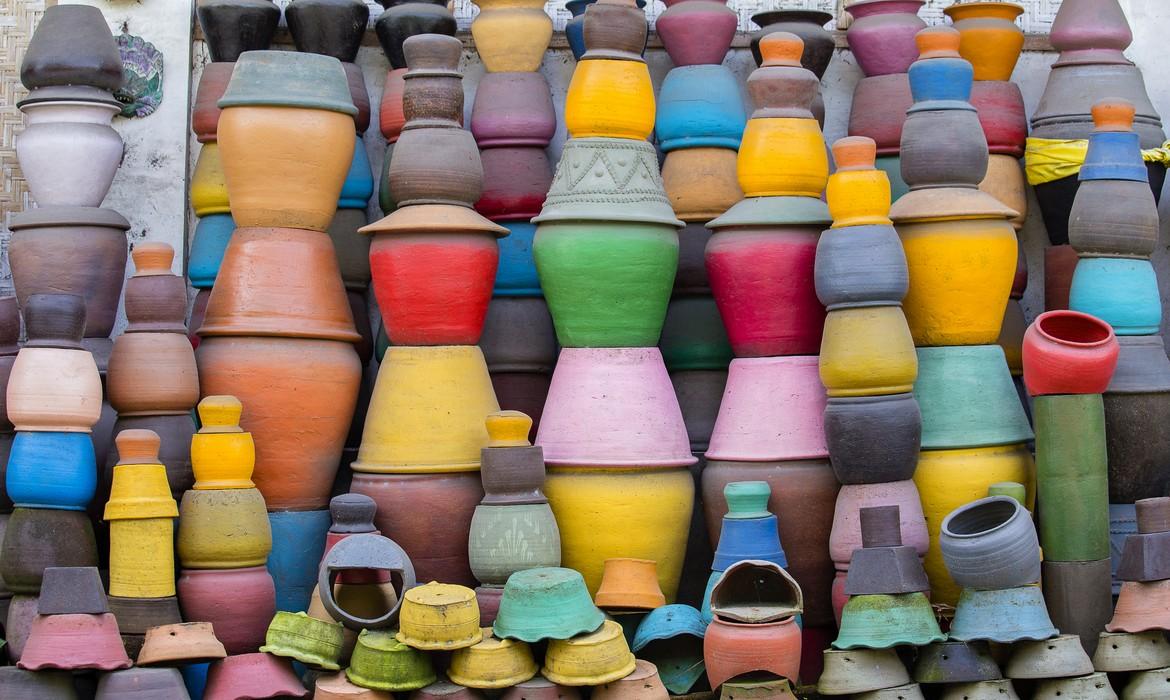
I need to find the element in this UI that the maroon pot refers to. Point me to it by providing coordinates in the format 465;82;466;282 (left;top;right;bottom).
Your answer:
344;62;371;134
490;373;551;441
192;62;233;143
107;595;182;634
5;594;38;662
971;80;1027;157
177;567;276;655
845;0;926;77
848;74;913;155
470;72;556;148
475;146;552;222
1044;244;1078;312
655;0;738;67
475;585;504;626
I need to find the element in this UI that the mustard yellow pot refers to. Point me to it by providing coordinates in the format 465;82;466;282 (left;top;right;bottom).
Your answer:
899;217;1018;347
396;583;483;650
191;395;256;490
737;118;829;198
177;487;272;568
190;142;230;217
980;154;1028;231
564;59;655;141
661;147;744;223
448;629;539;689
914;443;1036;608
470;0;553;73
543;466;693;602
105;431;180;599
826;145;894;229
819;306;918;398
542;619;637;686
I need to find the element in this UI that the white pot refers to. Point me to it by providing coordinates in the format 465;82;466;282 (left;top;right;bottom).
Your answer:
17;98;123;207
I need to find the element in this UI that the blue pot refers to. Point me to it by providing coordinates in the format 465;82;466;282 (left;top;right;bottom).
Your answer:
1081;130;1147;182
711;514;787;571
494;221;541;296
338;136;374;209
267;508;331;612
181;663;209;700
948;585;1059;644
908;53;972;111
632;604;707;694
565;0;646;61
655;65;747;152
6;431;97;510
1070;257;1162;335
187;214;235;289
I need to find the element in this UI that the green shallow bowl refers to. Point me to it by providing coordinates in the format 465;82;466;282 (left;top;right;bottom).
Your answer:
833;593;946;650
345;629;436;692
260;611;345;670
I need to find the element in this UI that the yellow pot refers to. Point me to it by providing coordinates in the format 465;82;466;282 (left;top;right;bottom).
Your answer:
914;443;1036;608
470;0;553;72
544;466;694;602
448;629;538;689
899;217;1018;347
737;118;828;198
109;518;176;598
826;138;893;229
190;142;230;217
979;154;1027;231
542;619;636;687
177;487;273;568
564;59;655;141
396;583;483;650
662;147;744;222
943;1;1025;82
105;463;179;521
191;395;256;490
352;346;500;474
819;306;918;398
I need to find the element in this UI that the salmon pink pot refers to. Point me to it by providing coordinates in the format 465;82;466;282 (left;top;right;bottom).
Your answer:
379;68;408;143
830;481;929;570
204;653;308;699
178;567;276;655
703;616;801;688
1023;310;1119;397
17;613;132;671
369;232;499;346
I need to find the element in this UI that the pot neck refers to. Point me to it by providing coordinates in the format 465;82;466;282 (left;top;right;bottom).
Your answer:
20;100;120;124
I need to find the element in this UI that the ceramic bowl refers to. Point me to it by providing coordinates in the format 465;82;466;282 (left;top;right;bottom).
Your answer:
493;568;605;643
137;622;227;666
396;583;482;651
541;620;637;687
259;610;345;670
1005;634;1094;680
1092;631;1170;672
818;647;910;695
447;629;538;689
346;630;436;692
913;640;1001;684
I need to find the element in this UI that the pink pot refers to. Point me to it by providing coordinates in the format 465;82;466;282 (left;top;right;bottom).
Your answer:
847;74;913;155
706;356;828;461
845;0;927;77
204;653;309;699
831;570;847;626
17;613;132;671
971;80;1027;157
177;567;275;655
829;481;929;569
655;0;738;66
536;348;695;467
1022;310;1119;397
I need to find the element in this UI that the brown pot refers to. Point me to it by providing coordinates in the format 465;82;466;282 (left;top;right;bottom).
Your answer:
328;209;373;292
344;61;371;134
107;333;200;416
192;62;233;143
4;594;38;662
1044;244;1078;311
379;67;408;143
107;595;183;635
197;336;362;510
0;507;98;594
122;244;190;335
490;373;551;440
177;567;276;655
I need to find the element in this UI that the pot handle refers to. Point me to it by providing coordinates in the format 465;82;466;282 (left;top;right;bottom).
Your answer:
317;533;416;630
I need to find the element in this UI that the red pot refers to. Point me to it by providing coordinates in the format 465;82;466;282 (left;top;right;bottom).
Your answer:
848;74;913;156
1044;244;1079;311
706;227;825;357
1023;310;1120;397
475;147;552;222
192;62;233;143
971;80;1027;157
703;615;801;688
177;567;276;655
379;68;408;144
369;232;499;346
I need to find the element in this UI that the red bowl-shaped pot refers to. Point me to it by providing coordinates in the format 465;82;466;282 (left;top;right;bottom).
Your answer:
703;615;801;688
192;62;233;143
848;74;913;156
1023;310;1120;397
475;147;552;222
707;226;825;357
971;80;1027;157
178;567;276;655
379;68;407;144
370;232;499;346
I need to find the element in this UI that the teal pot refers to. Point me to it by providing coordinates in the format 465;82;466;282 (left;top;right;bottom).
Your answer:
187;214;235;290
218;50;356;115
338;137;374;209
948;585;1059;643
1069;257;1161;335
492;567;605;643
875;155;910;202
631;604;707;694
468;503;562;586
659;297;733;372
914;344;1034;450
267;508;331;613
833;592;945;650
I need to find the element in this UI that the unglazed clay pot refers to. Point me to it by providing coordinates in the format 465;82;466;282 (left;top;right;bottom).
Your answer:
21;4;122;91
476;147;552;222
655;0;737;67
658;297;733;372
1;508;98;594
380;68;408;142
374;0;457;70
285;0;370;63
940;496;1041;591
470;72;556;148
328;209;373;292
195;0;281;63
17;91;123;208
944;2;1025;82
471;0;553;72
750;10;834;75
178;567;275;655
703;616;801;688
1022;310;1119;397
107;333;199;416
177;488;272;568
481;298;556;372
845;0;927;76
848;74;914;155
192;62;232;143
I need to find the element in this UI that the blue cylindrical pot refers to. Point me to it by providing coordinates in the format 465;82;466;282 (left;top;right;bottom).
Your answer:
1081;131;1147;182
655;65;747;152
711;514;787;571
338;136;374;209
495;221;541;297
1070;257;1162;335
266;508;330;612
187;214;235;289
6;431;97;510
181;662;209;700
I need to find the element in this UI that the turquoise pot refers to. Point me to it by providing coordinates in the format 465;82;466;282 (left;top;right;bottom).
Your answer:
948;585;1059;643
339;136;374;209
187;214;235;289
492;567;605;642
655;65;747;152
874;155;910;202
914;344;1034;450
6;431;96;511
267;508;331;612
833;593;946;650
495;221;541;297
632;604;707;694
1070;257;1162;335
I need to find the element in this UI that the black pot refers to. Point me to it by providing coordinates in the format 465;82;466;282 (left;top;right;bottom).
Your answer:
374;0;457;70
22;4;122;92
286;0;370;63
824;393;922;484
750;9;835;77
196;0;281;63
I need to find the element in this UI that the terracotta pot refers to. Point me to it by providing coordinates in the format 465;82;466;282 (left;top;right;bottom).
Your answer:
379;68;408;143
470;72;556;148
563;53;653;142
197;336;361;510
285;0;370;62
944;2;1025;81
980;155;1027;231
824;393;921;484
374;1;457;70
21;4;122;91
177;488;272;568
655;0;736;66
137;621;228;666
327;210;373;293
120;242;188;333
845;0;927;77
178;567;276;655
750;10;834;75
204;653;309;699
970;80;1027;157
501;675;581;700
195;0;281;63
107;334;199;416
703;616;801;688
476;147;552;222
1022;310;1120;396
8;206;128;338
849;74;913;155
470;0;553;72
901;99;988;193
17;93;122;208
193;62;232;143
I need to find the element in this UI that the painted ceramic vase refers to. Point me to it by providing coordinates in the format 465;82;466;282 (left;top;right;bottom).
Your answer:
469;504;561;585
285;0;370;63
971;81;1027;158
374;0;457;70
943;2;1025;81
0;508;98;594
16;91;123;208
177;567;276;654
195;0;281;63
845;0;926;76
655;0;737;67
6;431;97;510
750;10;834;75
21;4;122;92
476;147;552;222
471;0;553;72
470;72;556;148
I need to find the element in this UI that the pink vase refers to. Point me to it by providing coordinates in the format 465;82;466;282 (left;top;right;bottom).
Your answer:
177;567;276;655
829;481;929;569
845;0;927;76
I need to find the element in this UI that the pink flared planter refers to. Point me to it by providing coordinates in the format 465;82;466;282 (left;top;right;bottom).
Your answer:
17;613;132;671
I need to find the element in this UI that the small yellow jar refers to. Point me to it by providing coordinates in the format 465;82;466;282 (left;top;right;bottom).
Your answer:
737;118;829;198
819;306;918;398
105;430;180;598
190;142;230;217
826;136;894;228
565;59;655;141
191;395;256;489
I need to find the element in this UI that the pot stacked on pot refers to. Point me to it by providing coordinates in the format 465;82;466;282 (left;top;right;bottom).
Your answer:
0;299;20;627
700;33;838;646
351;34;507;588
530;0;693;603
187;0;280;342
468;0;558;435
889;27;1033;611
701;482;787;624
748;9;834;124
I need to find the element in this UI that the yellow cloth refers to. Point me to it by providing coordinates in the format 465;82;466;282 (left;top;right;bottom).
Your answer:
1025;137;1170;186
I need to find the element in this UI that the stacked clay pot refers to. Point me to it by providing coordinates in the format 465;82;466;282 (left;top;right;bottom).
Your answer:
702;33;836;642
104;430;181;656
0;298;19;627
749;8;834;123
532;0;694;602
888;27;1033;610
177;396;276;655
814;135;926;627
352;34;507;588
196;50;363;514
1023;309;1119;651
187;0;279;343
844;0;926;200
469;0;557;434
1108;498;1170;641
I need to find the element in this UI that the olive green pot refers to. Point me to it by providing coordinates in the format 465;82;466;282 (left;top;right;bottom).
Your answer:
346;629;436;691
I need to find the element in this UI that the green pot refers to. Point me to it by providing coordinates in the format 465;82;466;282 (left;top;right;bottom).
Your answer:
833;593;945;650
493;567;605;643
345;629;436;692
914;344;1033;450
468;503;562;586
259;610;344;670
534;221;678;348
659;296;733;371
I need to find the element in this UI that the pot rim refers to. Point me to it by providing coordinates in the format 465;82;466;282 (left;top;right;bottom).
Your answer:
752;9;834;28
941;496;1025;540
1033;309;1116;349
943;1;1025;22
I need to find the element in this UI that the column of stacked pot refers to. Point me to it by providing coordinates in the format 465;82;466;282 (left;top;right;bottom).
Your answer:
176;396;276;657
531;0;694;602
469;0;559;433
186;0;280;340
0;299;18;627
887;27;1033;611
699;34;838;648
350;34;507;589
1;295;102;664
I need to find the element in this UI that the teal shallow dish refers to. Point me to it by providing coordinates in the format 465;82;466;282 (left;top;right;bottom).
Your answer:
492;567;605;643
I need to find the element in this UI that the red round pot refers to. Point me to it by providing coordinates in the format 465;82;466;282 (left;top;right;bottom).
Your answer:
703;615;801;688
192;62;233;143
475;147;552;222
706;227;825;357
379;68;407;144
847;74;913;156
177;566;275;655
971;80;1027;157
369;232;499;346
1023;310;1120;397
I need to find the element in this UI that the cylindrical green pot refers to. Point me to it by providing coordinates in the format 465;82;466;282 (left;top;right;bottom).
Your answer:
1033;394;1110;561
468;503;562;586
914;344;1033;450
534;221;678;347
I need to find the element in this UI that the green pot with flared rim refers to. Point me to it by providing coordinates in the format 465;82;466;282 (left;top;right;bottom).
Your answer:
659;296;734;371
832;593;946;650
533;220;678;348
218;50;356;115
914;344;1033;450
345;629;436;691
468;503;562;586
492;567;605;642
259;610;345;670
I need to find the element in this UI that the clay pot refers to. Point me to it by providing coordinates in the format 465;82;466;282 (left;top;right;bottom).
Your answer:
1045;244;1078;310
195;0;281;63
541;619;636;686
267;509;332;610
328;210;373;292
8;349;102;433
971;80;1027;157
178;567;275;654
1033;673;1116;700
824;393;921;484
815;225;908;310
380;68;408;142
138;622;228;666
471;0;553;72
750;10;834;75
0;666;78;699
1105;340;1170;502
1069;180;1158;258
845;0;927;77
819;648;911;694
196;336;361;510
981;156;1027;233
949;585;1059;643
21;4;122;91
481;298;556;372
120;242;188;333
1022;310;1119;396
658;297;732;372
107;333;199;416
285;0;369;62
191;143;230;217
469;504;561;585
655;0;736;66
470;72;556;148
5;594;38;661
204;653;309;699
188;215;234;291
830;481;929;569
374;1;457;70
6;432;96;510
703;616;800;687
661;149;740;225
1093;631;1170;672
939;496;1041;590
1;508;98;594
594;558;666;612
915;344;1034;449
819;305;918;397
192;63;232;143
95;668;190;698
17;92;122;208
1069;257;1162;335
834;592;945;649
501;675;581;700
476;147;552;222
849;74;913;155
944;2;1025;81
177;488;272;568
18;612;132;671
479;411;547;504
913;640;1001;684
1006;634;1094;680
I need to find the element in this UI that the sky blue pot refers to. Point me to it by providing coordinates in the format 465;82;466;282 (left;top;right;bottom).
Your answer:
632;604;707;694
948;585;1059;644
267;508;331;612
6;431;96;510
1070;257;1162;335
908;52;972;110
338;136;374;209
495;221;541;297
712;514;787;572
656;65;747;152
187;214;235;289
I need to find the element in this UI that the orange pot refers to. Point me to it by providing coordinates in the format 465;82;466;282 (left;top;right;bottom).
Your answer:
107;333;199;416
661;148;743;223
196;335;362;510
703;615;801;688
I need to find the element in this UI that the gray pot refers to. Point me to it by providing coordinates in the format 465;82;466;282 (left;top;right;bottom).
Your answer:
815;224;908;310
901;108;989;190
824;393;921;484
480;297;557;373
940;496;1041;590
1104;336;1170;502
1069;179;1159;258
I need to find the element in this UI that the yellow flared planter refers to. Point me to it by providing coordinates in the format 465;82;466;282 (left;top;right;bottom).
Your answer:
914;443;1036;608
352;346;500;473
826;164;893;229
899;218;1018;347
471;0;553;72
544;466;694;602
192;396;256;490
190;142;230;217
109;519;176;598
737;118;828;198
564;59;655;141
105;463;180;521
662;147;744;222
819;306;918;398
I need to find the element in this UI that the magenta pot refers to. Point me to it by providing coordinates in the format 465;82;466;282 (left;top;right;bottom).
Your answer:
845;0;927;77
971;80;1027;157
655;0;738;66
470;72;556;148
177;567;276;655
